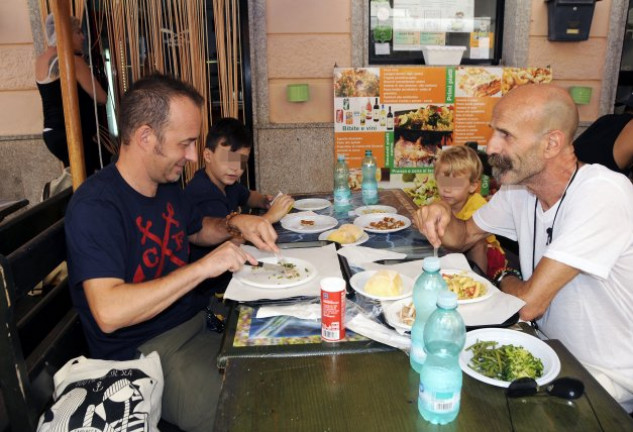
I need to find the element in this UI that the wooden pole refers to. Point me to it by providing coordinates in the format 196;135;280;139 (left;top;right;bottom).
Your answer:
50;0;86;189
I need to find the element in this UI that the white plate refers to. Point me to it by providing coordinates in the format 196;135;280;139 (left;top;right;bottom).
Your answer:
234;257;318;289
353;214;411;234
459;328;561;388
350;270;414;301
354;205;398;216
441;269;497;304
292;198;332;211
281;215;338;234
318;229;369;246
382;297;414;331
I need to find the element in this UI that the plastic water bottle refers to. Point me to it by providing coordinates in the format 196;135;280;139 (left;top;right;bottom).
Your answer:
410;256;447;372
418;290;466;424
361;150;379;205
333;155;352;212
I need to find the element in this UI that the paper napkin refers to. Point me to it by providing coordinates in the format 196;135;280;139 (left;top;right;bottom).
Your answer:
336;245;406;267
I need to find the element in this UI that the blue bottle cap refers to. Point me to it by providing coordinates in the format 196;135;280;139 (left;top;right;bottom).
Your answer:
422;256;441;272
437;290;457;308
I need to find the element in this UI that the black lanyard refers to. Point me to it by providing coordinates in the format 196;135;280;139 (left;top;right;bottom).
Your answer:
530;162;579;338
532;162;579;271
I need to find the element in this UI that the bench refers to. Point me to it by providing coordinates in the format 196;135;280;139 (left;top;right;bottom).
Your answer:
0;219;86;431
0;187;72;256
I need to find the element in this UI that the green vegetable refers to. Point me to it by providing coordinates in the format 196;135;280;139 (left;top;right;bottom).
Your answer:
466;340;544;381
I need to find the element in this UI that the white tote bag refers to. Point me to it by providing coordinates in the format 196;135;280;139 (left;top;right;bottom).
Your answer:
37;351;164;432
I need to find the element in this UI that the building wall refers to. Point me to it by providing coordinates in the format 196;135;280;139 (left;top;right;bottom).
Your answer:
251;0;628;194
0;0;60;205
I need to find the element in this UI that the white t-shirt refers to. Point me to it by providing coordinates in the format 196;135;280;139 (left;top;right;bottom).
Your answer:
473;164;633;411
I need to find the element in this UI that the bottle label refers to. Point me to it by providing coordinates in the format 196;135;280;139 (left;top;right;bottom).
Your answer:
362;187;378;199
333;189;351;205
419;383;460;413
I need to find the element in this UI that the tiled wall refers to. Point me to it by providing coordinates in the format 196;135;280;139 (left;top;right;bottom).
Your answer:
528;0;613;122
0;0;42;135
266;0;352;124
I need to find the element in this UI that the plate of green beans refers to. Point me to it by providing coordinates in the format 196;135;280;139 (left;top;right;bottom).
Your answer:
459;328;561;388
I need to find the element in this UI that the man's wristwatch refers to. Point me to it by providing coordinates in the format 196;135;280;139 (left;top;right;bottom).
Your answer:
492;267;522;288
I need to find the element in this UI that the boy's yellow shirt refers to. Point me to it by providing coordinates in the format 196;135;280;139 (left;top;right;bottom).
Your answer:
454;193;502;250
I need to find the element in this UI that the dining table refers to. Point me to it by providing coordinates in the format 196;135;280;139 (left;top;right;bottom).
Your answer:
213;188;633;431
214;339;633;431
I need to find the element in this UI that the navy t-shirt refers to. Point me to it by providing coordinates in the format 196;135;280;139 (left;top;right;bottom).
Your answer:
184;168;250;264
184;168;250;218
65;164;204;360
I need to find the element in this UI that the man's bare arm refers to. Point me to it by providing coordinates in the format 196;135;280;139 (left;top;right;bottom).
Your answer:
83;241;255;333
500;256;579;321
414;200;488;250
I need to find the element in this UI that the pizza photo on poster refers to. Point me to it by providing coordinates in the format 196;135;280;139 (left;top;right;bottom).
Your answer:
455;67;503;98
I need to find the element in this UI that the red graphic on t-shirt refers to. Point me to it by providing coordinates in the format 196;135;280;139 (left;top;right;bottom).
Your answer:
133;203;187;283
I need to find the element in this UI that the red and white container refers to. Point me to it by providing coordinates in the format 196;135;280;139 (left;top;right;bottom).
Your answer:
320;277;346;342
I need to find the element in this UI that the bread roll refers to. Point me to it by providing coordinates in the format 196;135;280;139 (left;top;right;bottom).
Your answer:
364;270;403;297
327;224;364;244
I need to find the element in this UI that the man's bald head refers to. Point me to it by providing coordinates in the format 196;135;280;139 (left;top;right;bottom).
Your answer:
494;84;579;144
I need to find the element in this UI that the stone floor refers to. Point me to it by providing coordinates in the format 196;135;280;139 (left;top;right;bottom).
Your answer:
0;136;63;218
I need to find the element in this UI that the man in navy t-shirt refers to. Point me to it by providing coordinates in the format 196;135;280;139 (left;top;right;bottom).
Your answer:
65;74;278;432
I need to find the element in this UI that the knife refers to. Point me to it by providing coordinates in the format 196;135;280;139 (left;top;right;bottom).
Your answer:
246;261;289;272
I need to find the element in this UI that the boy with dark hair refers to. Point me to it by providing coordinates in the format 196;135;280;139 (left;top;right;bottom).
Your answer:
185;117;293;221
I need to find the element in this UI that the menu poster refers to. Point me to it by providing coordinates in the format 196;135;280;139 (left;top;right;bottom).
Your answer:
333;66;552;197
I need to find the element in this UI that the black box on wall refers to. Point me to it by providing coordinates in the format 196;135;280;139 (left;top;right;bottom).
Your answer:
545;0;599;41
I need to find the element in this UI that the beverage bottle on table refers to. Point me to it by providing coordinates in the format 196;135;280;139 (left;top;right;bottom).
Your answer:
361;149;379;205
410;256;447;372
333;155;352;212
418;290;466;425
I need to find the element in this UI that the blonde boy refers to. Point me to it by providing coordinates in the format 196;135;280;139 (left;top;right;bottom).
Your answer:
433;146;505;277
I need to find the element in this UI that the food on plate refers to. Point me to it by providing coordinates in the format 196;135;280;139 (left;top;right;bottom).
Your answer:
502;67;552;94
403;174;439;206
359;208;390;215
399;301;415;326
394;105;454;131
364;270;403;297
300;219;315;226
442;272;487;300
334;68;380;97
368;216;405;230
327;224;364;244
457;67;502;98
466;340;544;381
252;262;303;280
